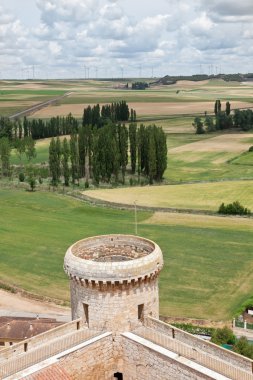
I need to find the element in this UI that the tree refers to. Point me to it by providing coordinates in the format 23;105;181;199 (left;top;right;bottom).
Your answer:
49;138;61;186
24;136;36;161
225;101;231;116
14;139;26;162
28;175;36;192
193;117;205;134
211;326;236;345
70;133;79;185
0;137;11;177
147;127;156;184
204;116;215;132
62;138;70;186
214;100;221;115
117;124;128;183
154;126;167;181
233;336;253;359
129;123;137;174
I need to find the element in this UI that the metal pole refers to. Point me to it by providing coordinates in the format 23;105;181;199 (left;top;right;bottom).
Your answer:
134;201;137;235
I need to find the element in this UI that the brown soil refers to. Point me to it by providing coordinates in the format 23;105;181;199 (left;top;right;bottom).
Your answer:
32;100;253;119
170;133;253;153
0;289;70;316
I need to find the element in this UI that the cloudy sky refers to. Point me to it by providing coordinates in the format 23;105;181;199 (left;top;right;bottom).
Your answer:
0;0;253;79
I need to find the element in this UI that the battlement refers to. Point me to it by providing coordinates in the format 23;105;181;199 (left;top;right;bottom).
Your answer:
64;234;163;285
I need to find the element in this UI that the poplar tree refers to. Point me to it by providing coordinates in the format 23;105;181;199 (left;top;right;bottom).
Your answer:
154;126;167;181
147;127;156;184
49;138;58;186
226;101;231;116
118;124;128;183
70;134;79;184
129;123;137;174
62;138;70;186
0;137;11;177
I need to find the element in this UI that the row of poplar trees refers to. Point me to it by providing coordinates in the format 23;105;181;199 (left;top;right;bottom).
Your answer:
49;122;167;186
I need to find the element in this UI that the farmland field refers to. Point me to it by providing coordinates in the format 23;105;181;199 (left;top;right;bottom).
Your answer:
84;180;253;211
1;79;253;129
2;78;253;323
1;188;253;321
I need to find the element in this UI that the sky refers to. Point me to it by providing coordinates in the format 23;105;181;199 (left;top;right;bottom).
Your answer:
0;0;253;79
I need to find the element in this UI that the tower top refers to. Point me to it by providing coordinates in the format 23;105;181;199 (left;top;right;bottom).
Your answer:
64;234;163;284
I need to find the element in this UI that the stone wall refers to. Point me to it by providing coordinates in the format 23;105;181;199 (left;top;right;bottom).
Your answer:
70;278;159;331
121;334;213;380
145;317;253;372
58;334;122;380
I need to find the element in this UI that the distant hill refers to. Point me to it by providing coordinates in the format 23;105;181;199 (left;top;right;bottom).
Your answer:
150;73;253;85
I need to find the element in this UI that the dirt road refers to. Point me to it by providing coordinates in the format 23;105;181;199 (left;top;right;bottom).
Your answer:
0;290;71;322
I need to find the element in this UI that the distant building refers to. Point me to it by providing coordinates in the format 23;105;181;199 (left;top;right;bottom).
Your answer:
0;317;62;347
0;234;252;379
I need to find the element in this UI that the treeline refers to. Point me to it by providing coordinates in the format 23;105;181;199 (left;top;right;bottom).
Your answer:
131;82;149;90
0;114;78;141
0;136;36;177
82;101;136;127
0;101;137;141
193;100;253;133
48;123;167;186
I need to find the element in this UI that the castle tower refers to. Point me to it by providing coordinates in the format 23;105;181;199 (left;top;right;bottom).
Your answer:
64;234;163;332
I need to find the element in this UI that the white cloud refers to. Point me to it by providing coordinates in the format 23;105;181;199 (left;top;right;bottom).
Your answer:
189;13;214;34
1;0;253;78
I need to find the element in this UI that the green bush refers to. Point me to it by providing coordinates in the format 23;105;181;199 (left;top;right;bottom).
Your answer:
233;336;253;359
248;146;253;152
211;326;236;345
19;172;25;182
218;201;251;216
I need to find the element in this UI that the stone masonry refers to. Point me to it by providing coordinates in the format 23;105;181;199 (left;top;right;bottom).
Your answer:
1;234;253;380
64;234;163;331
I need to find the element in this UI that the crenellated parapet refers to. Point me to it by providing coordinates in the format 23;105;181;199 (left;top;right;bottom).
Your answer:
64;234;164;331
64;234;163;288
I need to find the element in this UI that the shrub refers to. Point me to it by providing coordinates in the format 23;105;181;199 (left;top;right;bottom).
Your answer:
211;326;236;345
233;336;253;359
249;146;253;152
218;201;251;216
28;176;36;192
19;172;25;182
84;180;89;189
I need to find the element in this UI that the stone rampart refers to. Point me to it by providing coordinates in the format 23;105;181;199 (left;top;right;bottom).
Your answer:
145;317;253;373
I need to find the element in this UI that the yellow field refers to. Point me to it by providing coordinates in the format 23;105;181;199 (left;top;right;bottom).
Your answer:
84;180;253;211
170;133;253;154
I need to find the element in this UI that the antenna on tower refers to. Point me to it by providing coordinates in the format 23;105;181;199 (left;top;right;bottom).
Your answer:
139;65;142;78
120;67;124;79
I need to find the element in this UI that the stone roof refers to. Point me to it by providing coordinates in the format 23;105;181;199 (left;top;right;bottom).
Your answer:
24;364;71;380
0;317;62;341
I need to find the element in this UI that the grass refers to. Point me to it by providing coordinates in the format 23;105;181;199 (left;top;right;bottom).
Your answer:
11;140;51;166
84;180;253;211
0;90;66;96
1;188;253;321
230;151;253;166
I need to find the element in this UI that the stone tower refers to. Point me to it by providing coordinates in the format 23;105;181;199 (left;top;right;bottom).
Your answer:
64;234;163;332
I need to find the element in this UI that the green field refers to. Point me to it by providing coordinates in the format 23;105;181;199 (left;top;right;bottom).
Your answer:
1;188;253;321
